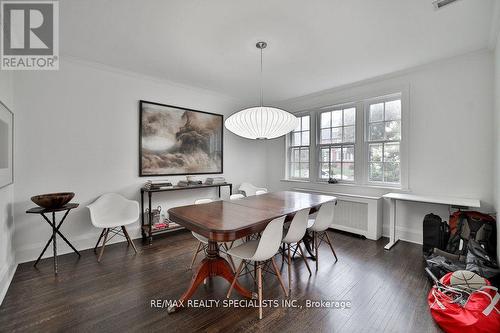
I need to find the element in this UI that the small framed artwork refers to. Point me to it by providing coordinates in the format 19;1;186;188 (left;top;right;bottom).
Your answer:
139;100;223;176
0;101;13;189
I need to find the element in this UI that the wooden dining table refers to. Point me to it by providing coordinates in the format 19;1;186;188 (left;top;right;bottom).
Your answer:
167;190;337;313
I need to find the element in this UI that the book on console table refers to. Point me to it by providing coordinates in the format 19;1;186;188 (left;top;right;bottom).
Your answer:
177;180;203;187
144;180;173;190
150;221;181;232
205;177;226;185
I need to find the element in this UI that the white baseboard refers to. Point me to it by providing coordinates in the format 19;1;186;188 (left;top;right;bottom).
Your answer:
0;258;17;306
15;226;143;264
382;225;423;245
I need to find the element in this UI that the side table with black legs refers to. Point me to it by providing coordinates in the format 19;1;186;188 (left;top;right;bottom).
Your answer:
26;203;81;274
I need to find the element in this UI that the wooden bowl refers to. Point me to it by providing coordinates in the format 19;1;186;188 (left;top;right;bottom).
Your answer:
31;192;75;209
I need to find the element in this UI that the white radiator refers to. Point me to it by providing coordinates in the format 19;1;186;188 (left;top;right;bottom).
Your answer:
334;200;368;233
293;188;383;240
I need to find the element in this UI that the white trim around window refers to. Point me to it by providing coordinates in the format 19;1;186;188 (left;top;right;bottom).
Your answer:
286;114;311;180
284;86;409;190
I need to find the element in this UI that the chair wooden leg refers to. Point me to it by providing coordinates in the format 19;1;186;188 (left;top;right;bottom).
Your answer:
189;242;202;270
271;257;288;297
97;228;109;262
324;231;338;262
122;226;138;253
253;262;257;286
297;241;312;275
226;260;245;299
314;232;319;271
287;244;292;294
94;229;105;254
281;243;285;264
257;263;263;320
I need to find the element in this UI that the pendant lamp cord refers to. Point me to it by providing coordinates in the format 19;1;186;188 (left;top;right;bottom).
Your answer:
260;46;263;107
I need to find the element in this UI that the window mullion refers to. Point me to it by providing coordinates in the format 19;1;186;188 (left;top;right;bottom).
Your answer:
328;145;332;180
382;143;385;183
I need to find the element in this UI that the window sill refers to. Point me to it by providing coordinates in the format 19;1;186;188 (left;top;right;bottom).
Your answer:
280;179;409;191
282;178;310;183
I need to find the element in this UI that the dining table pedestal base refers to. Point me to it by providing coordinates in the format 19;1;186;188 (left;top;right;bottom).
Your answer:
168;240;256;314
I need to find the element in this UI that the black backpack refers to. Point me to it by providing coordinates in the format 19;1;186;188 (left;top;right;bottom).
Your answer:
445;211;497;256
422;213;450;256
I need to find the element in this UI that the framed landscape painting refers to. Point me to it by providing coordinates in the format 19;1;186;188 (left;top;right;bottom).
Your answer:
0;101;13;189
139;100;223;176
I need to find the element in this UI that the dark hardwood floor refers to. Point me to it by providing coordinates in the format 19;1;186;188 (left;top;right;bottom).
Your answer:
0;230;442;332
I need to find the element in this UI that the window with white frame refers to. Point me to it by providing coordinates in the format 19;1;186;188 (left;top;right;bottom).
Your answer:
288;115;310;179
285;91;406;188
318;107;356;181
366;98;402;184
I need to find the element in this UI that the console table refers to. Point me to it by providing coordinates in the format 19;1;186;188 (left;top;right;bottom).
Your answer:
140;183;233;244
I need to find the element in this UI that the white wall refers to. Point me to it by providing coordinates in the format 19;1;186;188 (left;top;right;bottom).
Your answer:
6;48;497;280
266;50;495;244
0;71;16;304
12;58;267;263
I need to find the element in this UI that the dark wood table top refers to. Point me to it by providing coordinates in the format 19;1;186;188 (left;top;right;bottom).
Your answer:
26;203;79;214
168;191;336;241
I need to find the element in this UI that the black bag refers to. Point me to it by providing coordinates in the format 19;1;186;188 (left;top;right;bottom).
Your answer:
466;239;500;279
423;213;450;256
425;254;466;280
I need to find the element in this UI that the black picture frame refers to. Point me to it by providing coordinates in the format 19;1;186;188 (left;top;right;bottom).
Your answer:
139;100;224;177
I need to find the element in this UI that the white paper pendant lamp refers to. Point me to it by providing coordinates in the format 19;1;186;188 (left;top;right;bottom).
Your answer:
225;42;298;140
225;106;298;140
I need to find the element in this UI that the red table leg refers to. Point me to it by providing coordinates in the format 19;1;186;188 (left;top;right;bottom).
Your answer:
168;240;255;313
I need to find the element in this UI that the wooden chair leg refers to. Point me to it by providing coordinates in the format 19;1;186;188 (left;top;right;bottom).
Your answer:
94;229;105;254
297;241;312;275
287;244;292;294
227;260;245;299
122;226;138;253
97;228;109;262
189;242;202;269
253;262;257;286
271;257;288;297
324;231;338;262
257;263;263;320
281;243;285;265
314;232;319;271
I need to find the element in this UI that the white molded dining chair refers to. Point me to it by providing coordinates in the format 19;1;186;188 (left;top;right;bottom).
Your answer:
229;194;245;200
87;193;139;262
189;199;213;269
239;182;268;196
281;208;312;293
307;201;338;271
226;216;288;320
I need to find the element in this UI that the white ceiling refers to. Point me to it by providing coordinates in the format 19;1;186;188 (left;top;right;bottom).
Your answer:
60;0;495;103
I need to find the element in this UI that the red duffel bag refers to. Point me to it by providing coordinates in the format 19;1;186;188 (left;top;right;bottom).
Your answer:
428;272;500;333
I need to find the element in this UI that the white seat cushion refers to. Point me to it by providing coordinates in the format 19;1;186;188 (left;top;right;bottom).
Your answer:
192;232;208;244
226;240;259;260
